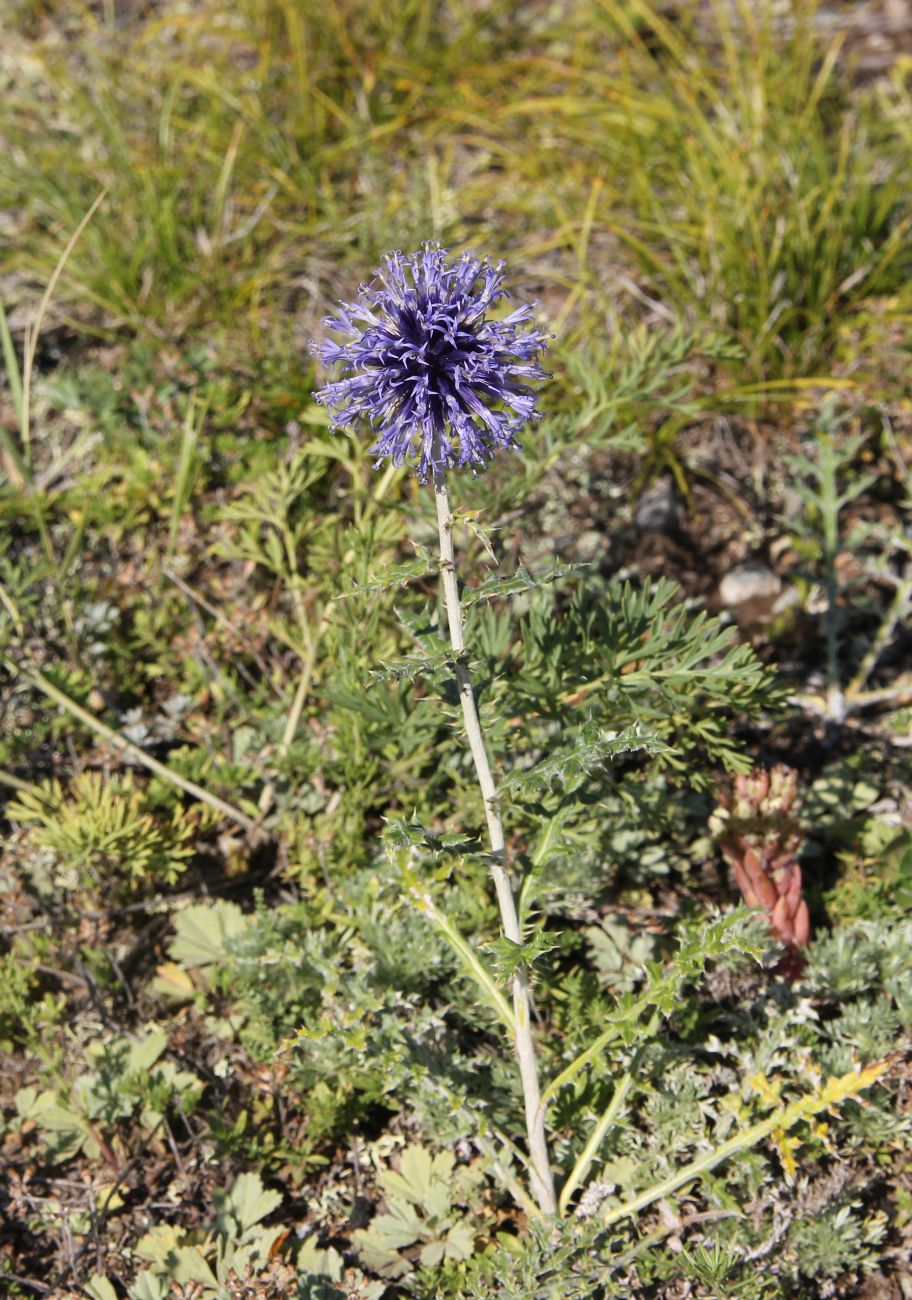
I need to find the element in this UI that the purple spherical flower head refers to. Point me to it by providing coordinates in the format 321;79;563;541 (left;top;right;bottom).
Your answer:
310;245;548;482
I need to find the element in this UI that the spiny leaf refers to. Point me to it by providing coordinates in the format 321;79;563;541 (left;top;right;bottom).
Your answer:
369;646;453;685
501;721;667;795
336;548;435;599
461;562;581;607
486;929;560;984
384;818;477;857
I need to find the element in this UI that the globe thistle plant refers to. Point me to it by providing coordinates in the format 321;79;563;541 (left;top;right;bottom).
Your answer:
312;246;557;1215
312;244;548;482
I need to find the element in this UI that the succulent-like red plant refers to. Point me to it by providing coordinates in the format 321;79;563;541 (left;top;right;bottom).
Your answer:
711;765;810;954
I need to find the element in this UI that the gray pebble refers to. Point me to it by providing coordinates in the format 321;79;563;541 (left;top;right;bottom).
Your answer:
719;563;782;608
634;476;679;533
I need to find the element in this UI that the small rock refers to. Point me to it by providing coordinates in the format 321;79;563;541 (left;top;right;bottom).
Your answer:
553;528;608;565
572;529;603;564
719;563;781;609
634;477;679;534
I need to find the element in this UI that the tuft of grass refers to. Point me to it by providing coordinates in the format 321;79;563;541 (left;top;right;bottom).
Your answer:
7;0;907;400
473;0;912;382
0;0;540;344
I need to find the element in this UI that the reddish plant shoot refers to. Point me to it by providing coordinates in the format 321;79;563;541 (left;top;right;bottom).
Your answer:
712;765;811;954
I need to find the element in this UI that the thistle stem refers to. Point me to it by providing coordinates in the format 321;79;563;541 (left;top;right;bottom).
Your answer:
433;468;557;1217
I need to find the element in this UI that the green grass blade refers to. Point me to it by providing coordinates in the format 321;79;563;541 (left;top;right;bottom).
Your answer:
0;298;29;488
168;397;206;559
0;297;24;423
559;1010;660;1215
4;656;258;833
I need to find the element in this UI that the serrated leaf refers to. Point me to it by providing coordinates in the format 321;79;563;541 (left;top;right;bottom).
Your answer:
171;1246;220;1288
337;550;435;599
297;1238;345;1281
135;1223;187;1262
227;1227;285;1273
353;1204;422;1278
128;1274;170;1300
150;961;197;1000
36;1102;92;1142
586;916;658;991
419;1240;446;1267
128;1027;168;1073
382;1144;435;1205
461;562;581;606
486;929;559;983
443;1220;476;1261
501;721;666;794
217;1170;283;1234
15;1086;56;1120
379;1145;456;1210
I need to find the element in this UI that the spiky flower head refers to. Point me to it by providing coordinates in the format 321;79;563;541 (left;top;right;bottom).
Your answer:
310;245;548;482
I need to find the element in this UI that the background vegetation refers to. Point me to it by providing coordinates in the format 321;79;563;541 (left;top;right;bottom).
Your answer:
1;0;910;1295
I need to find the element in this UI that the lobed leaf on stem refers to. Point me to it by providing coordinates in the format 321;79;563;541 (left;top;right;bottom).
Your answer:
500;721;668;796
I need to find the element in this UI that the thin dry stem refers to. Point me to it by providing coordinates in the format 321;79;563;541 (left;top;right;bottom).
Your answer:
5;657;258;834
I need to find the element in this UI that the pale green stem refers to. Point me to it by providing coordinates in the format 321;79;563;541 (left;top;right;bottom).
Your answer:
600;1065;883;1230
845;570;912;705
403;872;516;1034
256;602;332;816
256;459;395;818
0;768;43;797
558;1009;660;1215
434;467;557;1217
